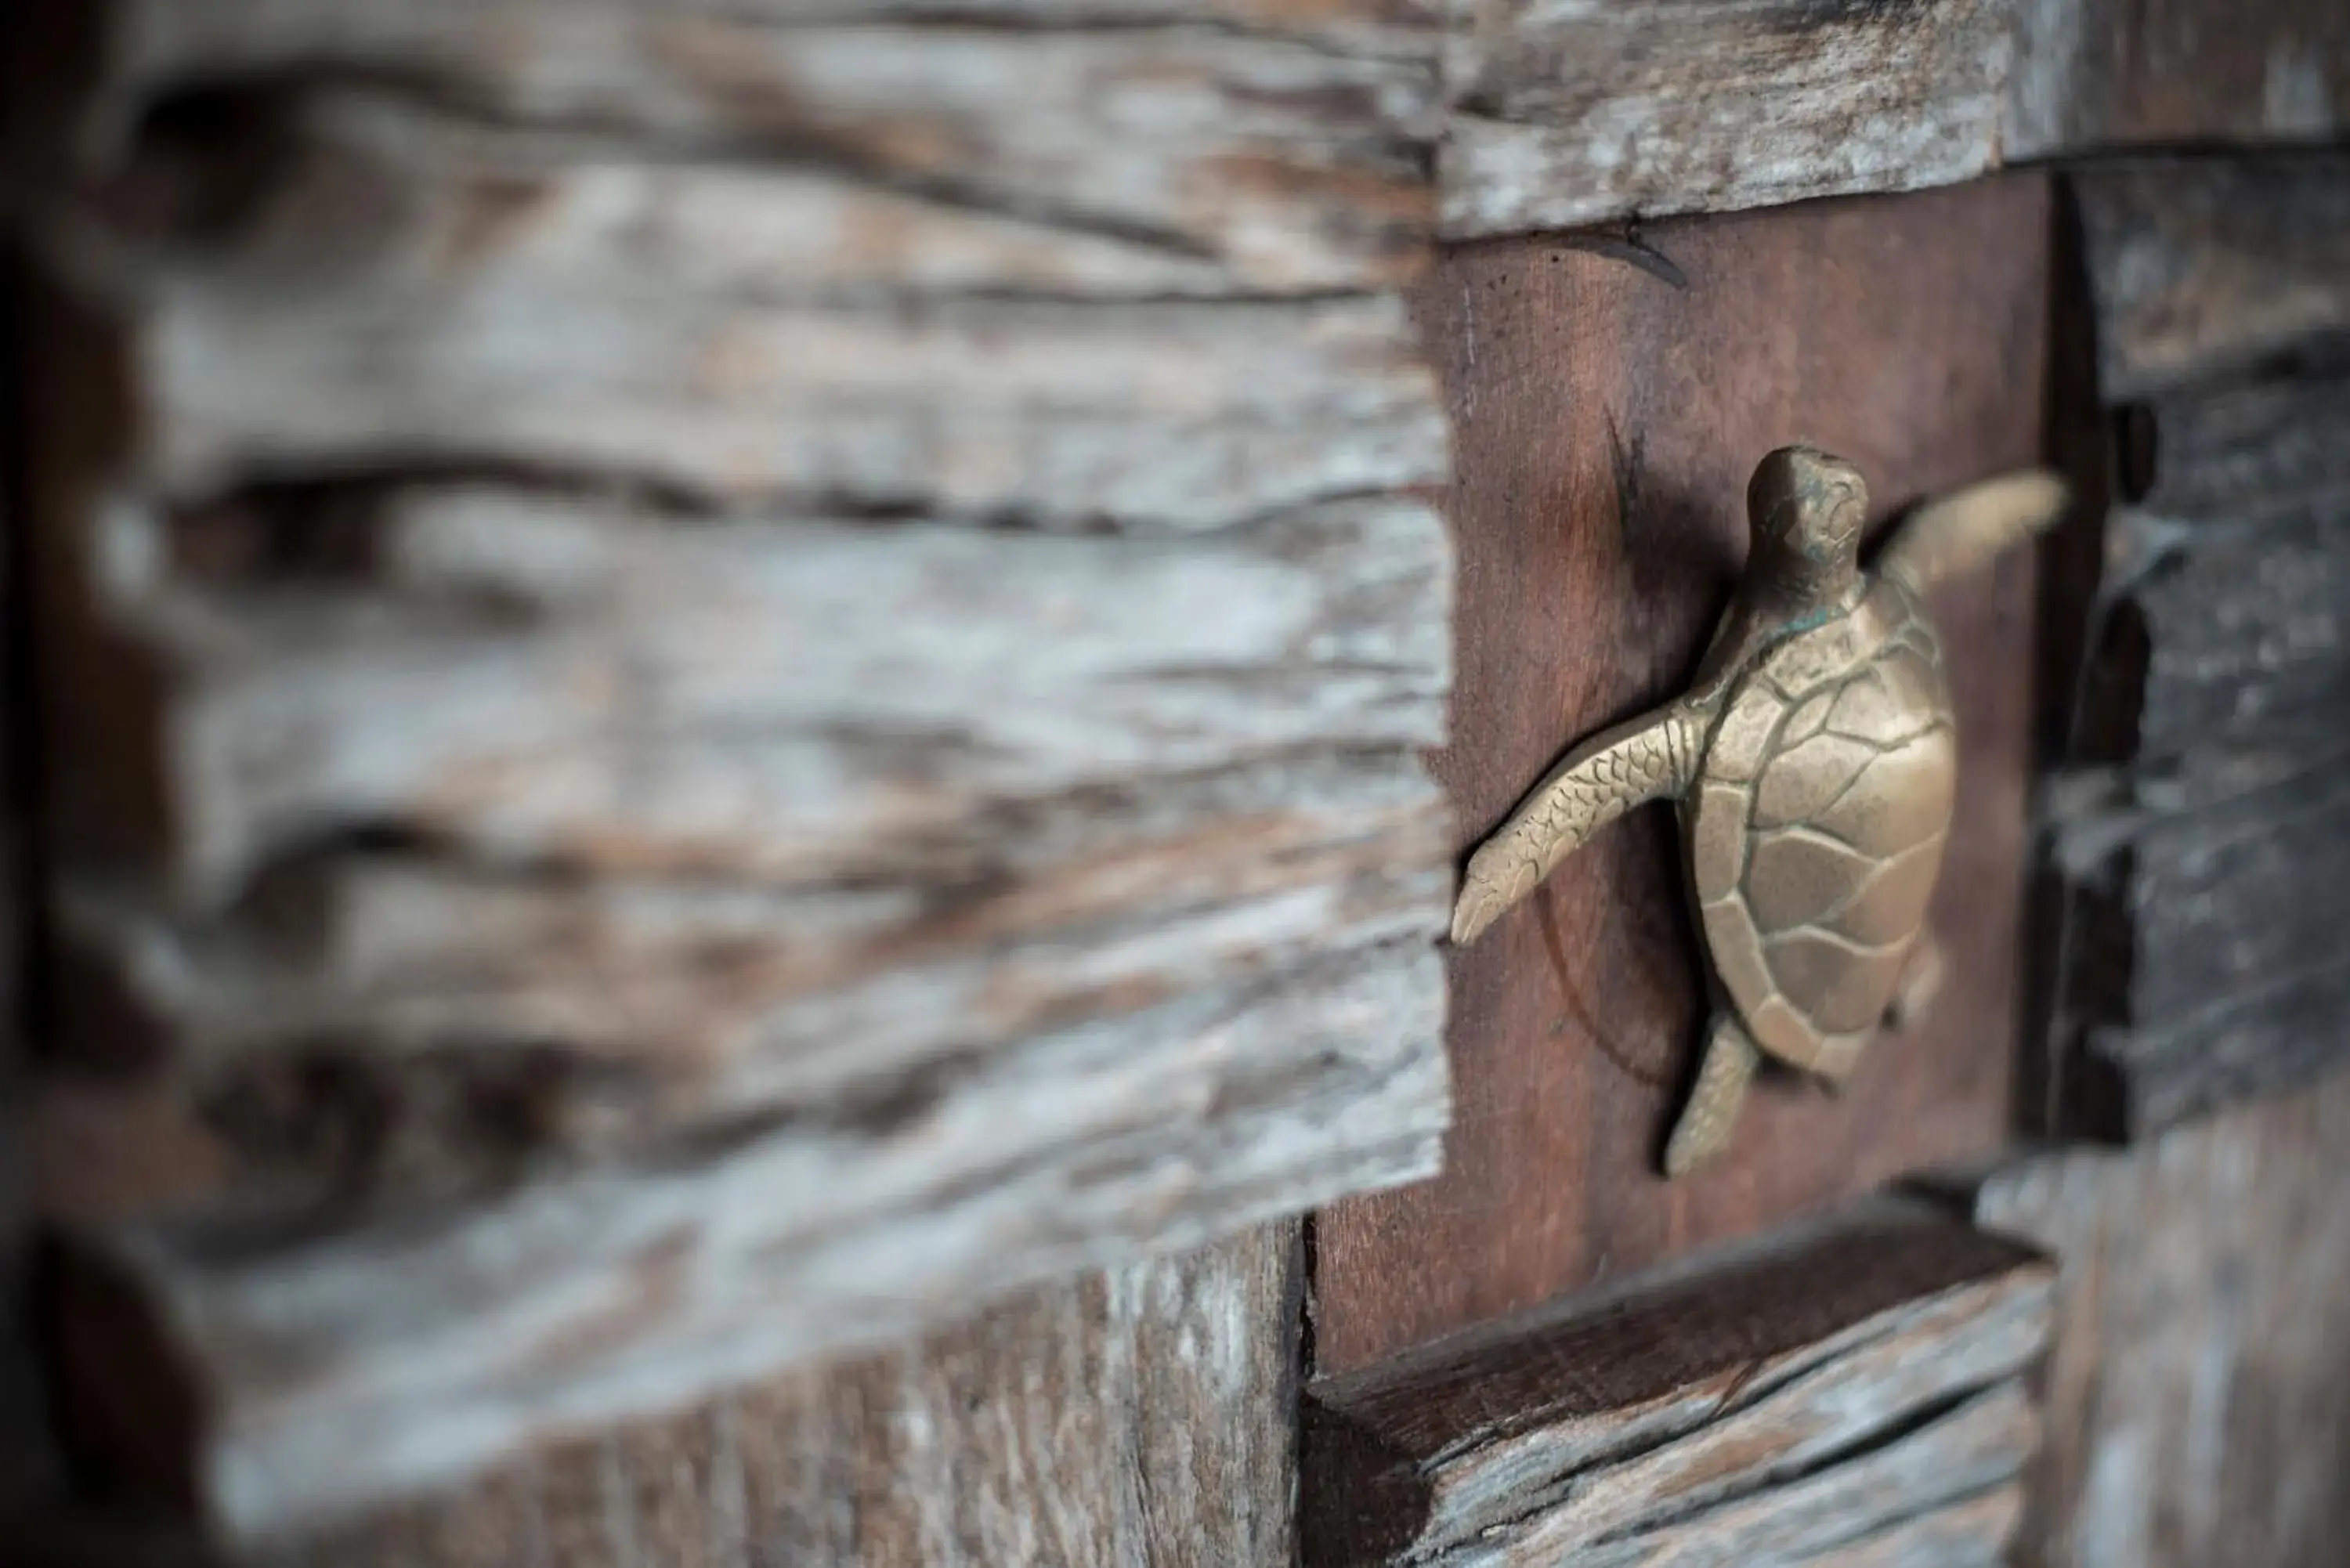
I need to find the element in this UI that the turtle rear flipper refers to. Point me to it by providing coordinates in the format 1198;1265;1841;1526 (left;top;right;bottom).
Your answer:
1664;1013;1762;1176
1452;701;1708;945
1877;471;2069;594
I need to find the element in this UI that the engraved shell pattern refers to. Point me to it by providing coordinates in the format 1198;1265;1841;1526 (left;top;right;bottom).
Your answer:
1686;576;1958;1079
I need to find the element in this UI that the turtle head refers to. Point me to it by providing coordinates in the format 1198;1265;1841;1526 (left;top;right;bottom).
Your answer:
1745;446;1867;609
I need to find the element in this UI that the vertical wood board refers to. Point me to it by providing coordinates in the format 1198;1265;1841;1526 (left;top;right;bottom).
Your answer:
1317;175;2053;1372
1969;1074;2350;1568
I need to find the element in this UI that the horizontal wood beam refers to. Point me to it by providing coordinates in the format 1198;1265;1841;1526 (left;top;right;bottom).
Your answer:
1443;0;2350;237
1302;1200;2053;1567
30;0;2348;247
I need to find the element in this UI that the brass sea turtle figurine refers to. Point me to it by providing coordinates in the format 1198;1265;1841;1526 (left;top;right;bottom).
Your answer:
1451;446;2067;1176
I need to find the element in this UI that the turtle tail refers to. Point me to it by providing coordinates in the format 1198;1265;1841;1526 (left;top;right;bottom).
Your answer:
1664;1014;1761;1177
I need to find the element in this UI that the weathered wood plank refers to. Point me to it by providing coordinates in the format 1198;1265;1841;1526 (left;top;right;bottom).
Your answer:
57;942;1429;1535
2073;157;2350;401
303;1224;1302;1568
2090;506;2348;761
64;46;1438;300
43;758;1448;1215
1965;1072;2350;1568
99;282;1441;529
1443;1;2350;239
2075;367;2350;763
1441;0;2013;237
99;90;1351;302
2039;363;2350;1135
52;486;1448;898
2006;0;2350;161
53;0;1444;124
1315;175;2049;1372
51;1224;1301;1567
2041;748;2350;1139
36;0;2350;253
1302;1201;2052;1568
27;16;1450;522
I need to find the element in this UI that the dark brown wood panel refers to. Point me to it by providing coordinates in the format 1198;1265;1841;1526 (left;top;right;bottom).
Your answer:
1317;175;2053;1372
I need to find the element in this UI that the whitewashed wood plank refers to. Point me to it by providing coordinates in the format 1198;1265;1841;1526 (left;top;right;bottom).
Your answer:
62;489;1448;897
294;1223;1301;1568
1440;0;2012;236
68;939;1440;1537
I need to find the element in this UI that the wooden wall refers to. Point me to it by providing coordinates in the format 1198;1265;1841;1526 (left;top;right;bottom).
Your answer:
1972;1079;2350;1568
8;0;1456;1537
2;0;2346;1563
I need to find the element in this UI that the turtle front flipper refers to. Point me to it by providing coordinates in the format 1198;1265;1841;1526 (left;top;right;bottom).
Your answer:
1452;701;1708;945
1663;1013;1762;1176
1876;471;2070;594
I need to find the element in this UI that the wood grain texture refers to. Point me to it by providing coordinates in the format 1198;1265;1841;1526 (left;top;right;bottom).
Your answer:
34;1225;1300;1568
34;0;1444;135
1444;0;2350;238
1441;0;2014;237
2080;379;2350;761
1315;175;2052;1372
1967;1072;2350;1568
290;1224;1303;1568
103;267;1446;536
1303;1200;2052;1567
13;0;1455;1538
41;0;2350;253
2005;0;2350;161
50;933;1434;1535
2073;156;2350;402
2037;184;2350;1134
2044;749;2350;1138
47;487;1448;905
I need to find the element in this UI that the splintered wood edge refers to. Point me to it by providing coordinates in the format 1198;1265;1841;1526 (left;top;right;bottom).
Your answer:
2044;365;2350;1139
1301;1198;2052;1566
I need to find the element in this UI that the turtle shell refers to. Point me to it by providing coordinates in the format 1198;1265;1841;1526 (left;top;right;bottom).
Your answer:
1684;576;1958;1080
